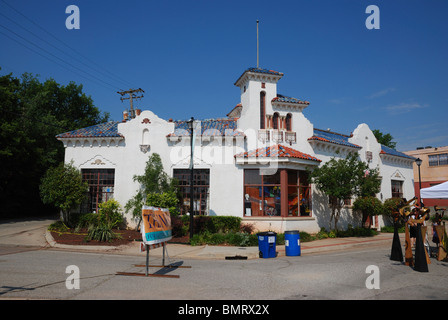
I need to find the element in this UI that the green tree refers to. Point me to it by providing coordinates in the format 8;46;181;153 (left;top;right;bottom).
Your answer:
146;192;179;216
0;69;109;218
39;161;88;224
310;153;381;231
133;153;175;195
352;196;383;228
125;153;180;227
372;129;397;150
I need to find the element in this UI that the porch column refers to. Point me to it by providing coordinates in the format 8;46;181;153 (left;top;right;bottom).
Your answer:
280;169;288;217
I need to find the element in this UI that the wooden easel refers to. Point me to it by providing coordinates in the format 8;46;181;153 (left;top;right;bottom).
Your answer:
117;206;191;278
116;242;191;278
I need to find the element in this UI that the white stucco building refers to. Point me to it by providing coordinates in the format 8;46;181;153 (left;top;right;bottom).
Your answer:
57;67;416;233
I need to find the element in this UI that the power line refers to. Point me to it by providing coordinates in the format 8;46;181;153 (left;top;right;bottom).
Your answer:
0;11;129;90
0;0;137;89
0;23;121;91
0;28;118;91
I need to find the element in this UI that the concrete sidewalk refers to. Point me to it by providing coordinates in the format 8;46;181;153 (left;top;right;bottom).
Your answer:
0;217;404;260
44;229;402;260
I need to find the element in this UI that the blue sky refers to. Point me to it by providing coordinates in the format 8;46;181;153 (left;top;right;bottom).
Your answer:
1;0;447;152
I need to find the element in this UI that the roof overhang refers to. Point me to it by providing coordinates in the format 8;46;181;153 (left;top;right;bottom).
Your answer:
234;68;284;87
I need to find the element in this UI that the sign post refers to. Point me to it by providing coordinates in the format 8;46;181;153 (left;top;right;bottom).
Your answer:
117;206;190;278
141;206;171;275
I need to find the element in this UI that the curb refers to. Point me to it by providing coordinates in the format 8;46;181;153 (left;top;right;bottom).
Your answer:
45;230;123;252
44;230;398;259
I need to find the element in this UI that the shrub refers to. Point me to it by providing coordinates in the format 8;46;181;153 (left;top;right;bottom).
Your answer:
40;161;88;225
171;215;188;237
299;231;314;242
146;191;180;216
352;196;383;228
48;221;69;233
189;232;209;246
190;216;242;234
381;225;405;233
74;212;98;229
98;199;124;229
189;231;258;247
336;225;378;237
240;223;255;234
383;197;405;217
87;222;121;242
226;232;258;246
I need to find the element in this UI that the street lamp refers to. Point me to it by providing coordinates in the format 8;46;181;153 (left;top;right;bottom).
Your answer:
415;157;422;202
187;117;195;240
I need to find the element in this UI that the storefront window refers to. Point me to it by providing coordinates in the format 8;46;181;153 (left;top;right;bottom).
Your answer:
173;169;210;215
287;170;311;216
81;169;115;214
244;169;311;217
298;171;311;216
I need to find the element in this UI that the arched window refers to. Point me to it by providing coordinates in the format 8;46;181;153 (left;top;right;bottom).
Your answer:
286;113;292;131
273;112;279;130
260;91;266;129
142;129;150;145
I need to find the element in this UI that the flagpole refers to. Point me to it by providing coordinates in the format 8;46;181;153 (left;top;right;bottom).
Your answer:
257;20;259;68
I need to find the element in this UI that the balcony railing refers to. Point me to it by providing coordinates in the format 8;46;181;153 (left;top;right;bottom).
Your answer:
271;130;283;143
285;132;296;145
258;129;270;143
258;130;296;145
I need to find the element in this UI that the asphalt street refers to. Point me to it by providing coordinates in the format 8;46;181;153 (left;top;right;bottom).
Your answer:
1;217;448;302
1;241;448;300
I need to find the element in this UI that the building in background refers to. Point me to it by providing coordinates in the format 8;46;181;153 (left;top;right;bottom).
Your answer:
56;67;416;232
404;146;448;208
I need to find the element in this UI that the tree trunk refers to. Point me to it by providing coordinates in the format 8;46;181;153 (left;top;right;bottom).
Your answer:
60;210;70;225
334;207;341;231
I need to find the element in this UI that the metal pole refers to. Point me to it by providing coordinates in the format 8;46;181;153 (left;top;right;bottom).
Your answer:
418;165;422;192
256;20;259;68
189;118;194;241
418;164;422;203
162;242;166;267
145;244;149;276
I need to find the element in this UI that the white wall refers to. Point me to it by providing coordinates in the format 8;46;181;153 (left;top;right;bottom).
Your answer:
60;76;415;234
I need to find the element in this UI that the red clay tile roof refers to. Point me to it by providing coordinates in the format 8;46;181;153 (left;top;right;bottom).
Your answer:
235;144;321;162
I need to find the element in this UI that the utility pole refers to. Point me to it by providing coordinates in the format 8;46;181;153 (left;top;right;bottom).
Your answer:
117;88;145;119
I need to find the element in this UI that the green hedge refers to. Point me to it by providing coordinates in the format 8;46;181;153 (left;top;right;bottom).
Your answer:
189;230;316;247
173;215;379;246
177;215;242;235
190;231;258;247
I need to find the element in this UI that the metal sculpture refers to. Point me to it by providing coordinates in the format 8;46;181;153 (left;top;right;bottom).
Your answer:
400;200;431;272
390;197;416;262
433;206;447;261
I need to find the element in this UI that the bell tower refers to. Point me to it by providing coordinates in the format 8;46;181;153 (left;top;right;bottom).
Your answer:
234;67;283;133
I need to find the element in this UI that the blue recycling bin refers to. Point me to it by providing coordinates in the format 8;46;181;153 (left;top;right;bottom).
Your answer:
285;230;301;256
257;231;277;258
